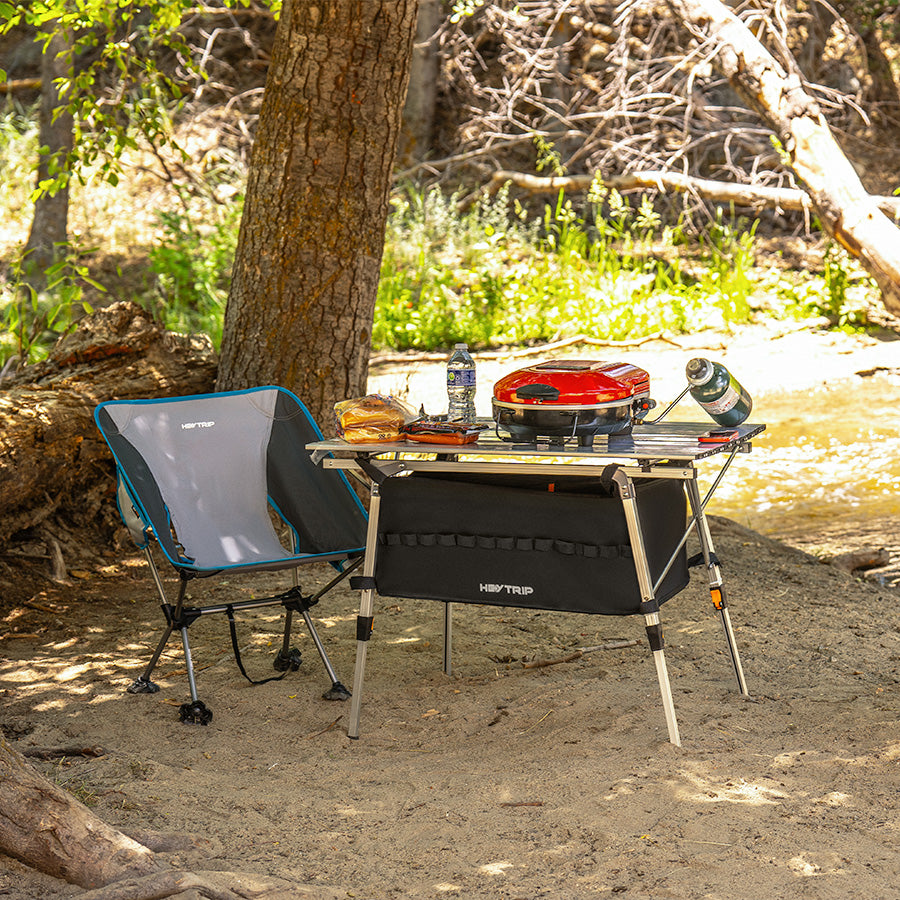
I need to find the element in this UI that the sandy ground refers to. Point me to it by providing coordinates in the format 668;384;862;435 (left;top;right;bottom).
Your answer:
4;320;900;899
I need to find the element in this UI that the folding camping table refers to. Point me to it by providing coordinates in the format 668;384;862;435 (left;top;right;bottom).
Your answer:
307;421;765;746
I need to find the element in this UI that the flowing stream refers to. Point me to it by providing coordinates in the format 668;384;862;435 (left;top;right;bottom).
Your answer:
691;369;900;561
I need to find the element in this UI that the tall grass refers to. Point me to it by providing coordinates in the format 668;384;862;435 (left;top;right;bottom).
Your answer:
375;185;767;351
0;96;880;369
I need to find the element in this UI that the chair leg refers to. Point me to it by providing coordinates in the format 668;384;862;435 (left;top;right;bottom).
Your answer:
126;623;171;694
301;609;351;700
274;608;303;672
128;552;186;695
177;625;213;726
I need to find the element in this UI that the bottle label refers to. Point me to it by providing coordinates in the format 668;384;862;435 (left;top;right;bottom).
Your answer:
701;382;740;415
448;370;476;388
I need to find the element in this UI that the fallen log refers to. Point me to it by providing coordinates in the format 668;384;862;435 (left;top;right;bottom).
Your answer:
828;548;890;574
0;733;161;888
0;301;217;549
1;733;344;898
664;0;900;315
477;169;900;219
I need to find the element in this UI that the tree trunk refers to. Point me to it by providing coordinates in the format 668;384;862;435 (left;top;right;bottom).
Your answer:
665;0;900;316
0;301;217;546
23;28;74;282
0;734;161;888
398;0;441;168
216;0;418;431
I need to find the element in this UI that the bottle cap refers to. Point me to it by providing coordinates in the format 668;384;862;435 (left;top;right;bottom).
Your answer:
685;357;713;385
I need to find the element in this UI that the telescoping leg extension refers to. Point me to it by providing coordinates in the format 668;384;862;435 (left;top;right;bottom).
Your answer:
611;468;681;746
685;475;749;696
347;484;383;739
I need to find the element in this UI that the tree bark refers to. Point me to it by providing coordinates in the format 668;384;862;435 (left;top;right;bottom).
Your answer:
23;28;74;282
0;301;216;546
398;0;441;168
0;734;161;888
0;734;344;897
665;0;900;315
216;0;418;431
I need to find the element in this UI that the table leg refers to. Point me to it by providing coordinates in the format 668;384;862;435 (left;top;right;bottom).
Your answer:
685;475;749;696
612;469;682;747
347;485;383;739
443;602;453;676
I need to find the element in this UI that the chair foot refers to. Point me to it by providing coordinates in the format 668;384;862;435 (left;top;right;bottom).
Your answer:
127;676;160;695
179;700;213;725
322;681;351;701
273;647;303;672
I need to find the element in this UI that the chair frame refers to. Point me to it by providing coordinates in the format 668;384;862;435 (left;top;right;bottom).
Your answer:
95;386;367;724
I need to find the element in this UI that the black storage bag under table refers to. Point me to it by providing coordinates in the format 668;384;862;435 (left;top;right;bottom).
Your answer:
374;472;688;615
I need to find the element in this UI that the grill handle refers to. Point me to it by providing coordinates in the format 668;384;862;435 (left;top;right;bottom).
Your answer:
515;383;560;401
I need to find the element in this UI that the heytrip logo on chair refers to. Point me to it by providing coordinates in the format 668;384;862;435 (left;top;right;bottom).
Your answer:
480;583;534;596
181;421;216;430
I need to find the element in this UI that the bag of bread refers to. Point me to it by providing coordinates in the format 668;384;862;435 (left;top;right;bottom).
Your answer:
334;394;416;443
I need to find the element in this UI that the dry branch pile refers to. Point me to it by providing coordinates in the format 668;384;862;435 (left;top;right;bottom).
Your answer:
418;0;899;228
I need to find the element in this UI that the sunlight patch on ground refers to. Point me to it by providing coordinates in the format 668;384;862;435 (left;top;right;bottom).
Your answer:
674;769;788;805
479;861;513;876
877;742;900;761
811;791;851;807
787;853;851;877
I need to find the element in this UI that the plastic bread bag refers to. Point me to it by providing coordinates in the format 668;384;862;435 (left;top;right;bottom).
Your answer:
334;394;417;443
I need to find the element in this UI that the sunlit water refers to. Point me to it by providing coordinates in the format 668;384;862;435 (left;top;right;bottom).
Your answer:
692;370;900;546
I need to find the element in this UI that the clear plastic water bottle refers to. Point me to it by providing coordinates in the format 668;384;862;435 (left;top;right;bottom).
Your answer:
446;342;476;422
685;357;752;426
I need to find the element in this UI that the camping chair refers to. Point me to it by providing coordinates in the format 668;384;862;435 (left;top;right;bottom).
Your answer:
94;386;368;724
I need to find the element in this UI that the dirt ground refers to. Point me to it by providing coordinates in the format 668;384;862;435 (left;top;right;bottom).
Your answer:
4;322;900;899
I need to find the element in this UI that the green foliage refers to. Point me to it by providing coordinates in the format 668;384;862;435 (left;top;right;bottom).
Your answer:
374;186;769;352
147;192;243;348
0;0;280;198
817;243;873;332
449;0;485;24
533;134;565;177
0;245;100;368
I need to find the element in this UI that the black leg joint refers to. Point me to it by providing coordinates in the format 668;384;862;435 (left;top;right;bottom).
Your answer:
282;587;318;613
356;615;374;642
639;598;660;615
162;603;202;630
350;575;376;592
645;622;665;652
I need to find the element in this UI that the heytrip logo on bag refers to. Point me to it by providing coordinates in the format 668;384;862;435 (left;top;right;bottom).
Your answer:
480;583;534;596
181;421;216;430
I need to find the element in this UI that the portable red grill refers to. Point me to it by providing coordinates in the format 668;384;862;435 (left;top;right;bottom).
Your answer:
492;360;655;446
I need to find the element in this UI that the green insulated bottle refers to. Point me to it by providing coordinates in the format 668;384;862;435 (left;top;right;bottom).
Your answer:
685;358;752;426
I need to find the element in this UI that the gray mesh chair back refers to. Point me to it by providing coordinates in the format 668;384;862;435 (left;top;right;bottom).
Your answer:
95;386;367;724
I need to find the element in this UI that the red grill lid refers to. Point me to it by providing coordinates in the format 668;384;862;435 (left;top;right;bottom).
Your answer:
493;360;650;406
